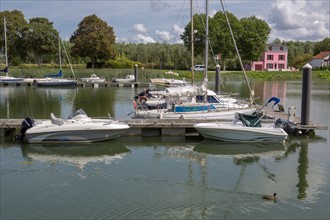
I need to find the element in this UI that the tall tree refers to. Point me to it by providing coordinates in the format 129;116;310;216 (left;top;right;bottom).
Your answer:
238;16;270;61
209;11;241;67
313;38;330;55
0;10;27;64
21;17;58;65
70;14;116;68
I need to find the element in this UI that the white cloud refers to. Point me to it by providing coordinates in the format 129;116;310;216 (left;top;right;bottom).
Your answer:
269;0;329;41
155;24;184;43
156;30;172;41
132;23;148;34
132;33;156;44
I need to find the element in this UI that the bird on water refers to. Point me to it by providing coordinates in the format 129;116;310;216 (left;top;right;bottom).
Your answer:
263;193;277;201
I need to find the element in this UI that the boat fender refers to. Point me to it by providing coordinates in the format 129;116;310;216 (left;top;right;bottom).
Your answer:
139;96;147;103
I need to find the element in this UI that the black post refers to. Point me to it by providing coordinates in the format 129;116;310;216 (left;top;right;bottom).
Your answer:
215;64;221;95
134;64;138;82
301;63;312;125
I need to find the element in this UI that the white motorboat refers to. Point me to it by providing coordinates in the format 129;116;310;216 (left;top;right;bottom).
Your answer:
18;109;130;144
112;75;135;83
150;78;187;87
81;74;106;83
194;113;288;143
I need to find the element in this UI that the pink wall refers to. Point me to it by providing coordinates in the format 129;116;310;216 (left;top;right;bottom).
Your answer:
251;45;288;71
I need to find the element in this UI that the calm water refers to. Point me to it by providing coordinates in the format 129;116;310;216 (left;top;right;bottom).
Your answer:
0;80;329;220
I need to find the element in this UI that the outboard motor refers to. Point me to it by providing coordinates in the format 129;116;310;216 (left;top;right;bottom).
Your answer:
275;118;301;136
15;117;35;142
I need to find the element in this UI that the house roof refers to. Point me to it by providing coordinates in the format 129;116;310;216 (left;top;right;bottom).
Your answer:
313;51;330;59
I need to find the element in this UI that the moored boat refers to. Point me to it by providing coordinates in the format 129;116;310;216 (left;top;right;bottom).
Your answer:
194;113;288;143
17;109;130;144
112;75;135;83
81;74;106;83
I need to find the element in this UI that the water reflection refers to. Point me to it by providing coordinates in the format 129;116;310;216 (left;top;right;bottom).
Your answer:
20;140;130;169
193;140;286;156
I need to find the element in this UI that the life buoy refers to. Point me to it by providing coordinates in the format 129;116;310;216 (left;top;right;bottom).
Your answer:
139;96;147;103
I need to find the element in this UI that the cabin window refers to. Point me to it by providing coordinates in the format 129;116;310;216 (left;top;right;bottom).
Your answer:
196;95;219;103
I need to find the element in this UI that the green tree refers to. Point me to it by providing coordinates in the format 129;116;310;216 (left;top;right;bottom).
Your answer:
21;17;58;65
0;10;27;65
313;38;330;55
181;14;206;59
209;11;241;69
238;16;270;61
70;14;116;68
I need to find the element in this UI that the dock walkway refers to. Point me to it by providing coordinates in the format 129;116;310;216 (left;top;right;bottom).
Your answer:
0;111;327;138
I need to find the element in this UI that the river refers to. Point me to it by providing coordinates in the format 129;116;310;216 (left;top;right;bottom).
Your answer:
0;79;329;219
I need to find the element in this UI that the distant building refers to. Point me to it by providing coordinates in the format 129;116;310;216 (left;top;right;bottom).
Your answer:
251;44;288;71
309;51;330;68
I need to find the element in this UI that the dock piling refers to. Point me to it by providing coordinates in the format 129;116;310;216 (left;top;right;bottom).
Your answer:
134;64;138;82
215;64;221;95
301;63;312;126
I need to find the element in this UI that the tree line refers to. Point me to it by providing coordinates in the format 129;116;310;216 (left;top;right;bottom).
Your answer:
0;10;329;70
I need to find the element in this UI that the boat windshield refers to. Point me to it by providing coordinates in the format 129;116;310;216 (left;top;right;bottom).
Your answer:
74;109;88;117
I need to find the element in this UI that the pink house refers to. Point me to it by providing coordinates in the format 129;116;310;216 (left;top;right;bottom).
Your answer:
251;44;288;71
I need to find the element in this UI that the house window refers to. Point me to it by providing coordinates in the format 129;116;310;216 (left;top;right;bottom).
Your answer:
279;55;285;60
279;64;285;69
267;55;274;60
267;63;273;69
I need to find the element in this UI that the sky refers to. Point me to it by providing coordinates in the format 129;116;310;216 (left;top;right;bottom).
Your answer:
1;0;329;44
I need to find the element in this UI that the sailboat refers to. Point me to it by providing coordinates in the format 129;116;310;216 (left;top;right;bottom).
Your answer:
33;36;77;87
132;0;256;119
0;16;24;85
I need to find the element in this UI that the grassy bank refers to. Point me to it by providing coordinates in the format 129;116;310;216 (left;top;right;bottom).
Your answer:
3;66;330;82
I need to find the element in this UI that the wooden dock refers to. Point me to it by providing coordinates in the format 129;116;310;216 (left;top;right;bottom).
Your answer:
0;114;327;138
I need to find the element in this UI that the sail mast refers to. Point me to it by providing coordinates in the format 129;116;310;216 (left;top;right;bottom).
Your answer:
4;16;8;76
190;0;194;84
204;0;209;80
58;34;62;71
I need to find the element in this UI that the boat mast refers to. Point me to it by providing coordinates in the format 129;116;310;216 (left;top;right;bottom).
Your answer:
58;34;62;71
204;0;209;80
202;0;209;102
220;0;254;104
4;16;8;76
190;0;194;84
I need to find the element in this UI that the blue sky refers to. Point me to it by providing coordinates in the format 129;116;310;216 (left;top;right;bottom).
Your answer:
1;0;329;44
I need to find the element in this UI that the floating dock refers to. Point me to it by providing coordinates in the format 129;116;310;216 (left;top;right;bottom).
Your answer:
0;113;327;138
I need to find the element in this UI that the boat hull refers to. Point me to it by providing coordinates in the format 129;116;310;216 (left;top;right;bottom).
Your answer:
35;79;78;87
24;119;129;144
134;108;256;120
25;129;126;144
194;123;288;143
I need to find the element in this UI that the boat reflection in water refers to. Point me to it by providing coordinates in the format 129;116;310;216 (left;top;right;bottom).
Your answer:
20;140;130;169
193;140;286;156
